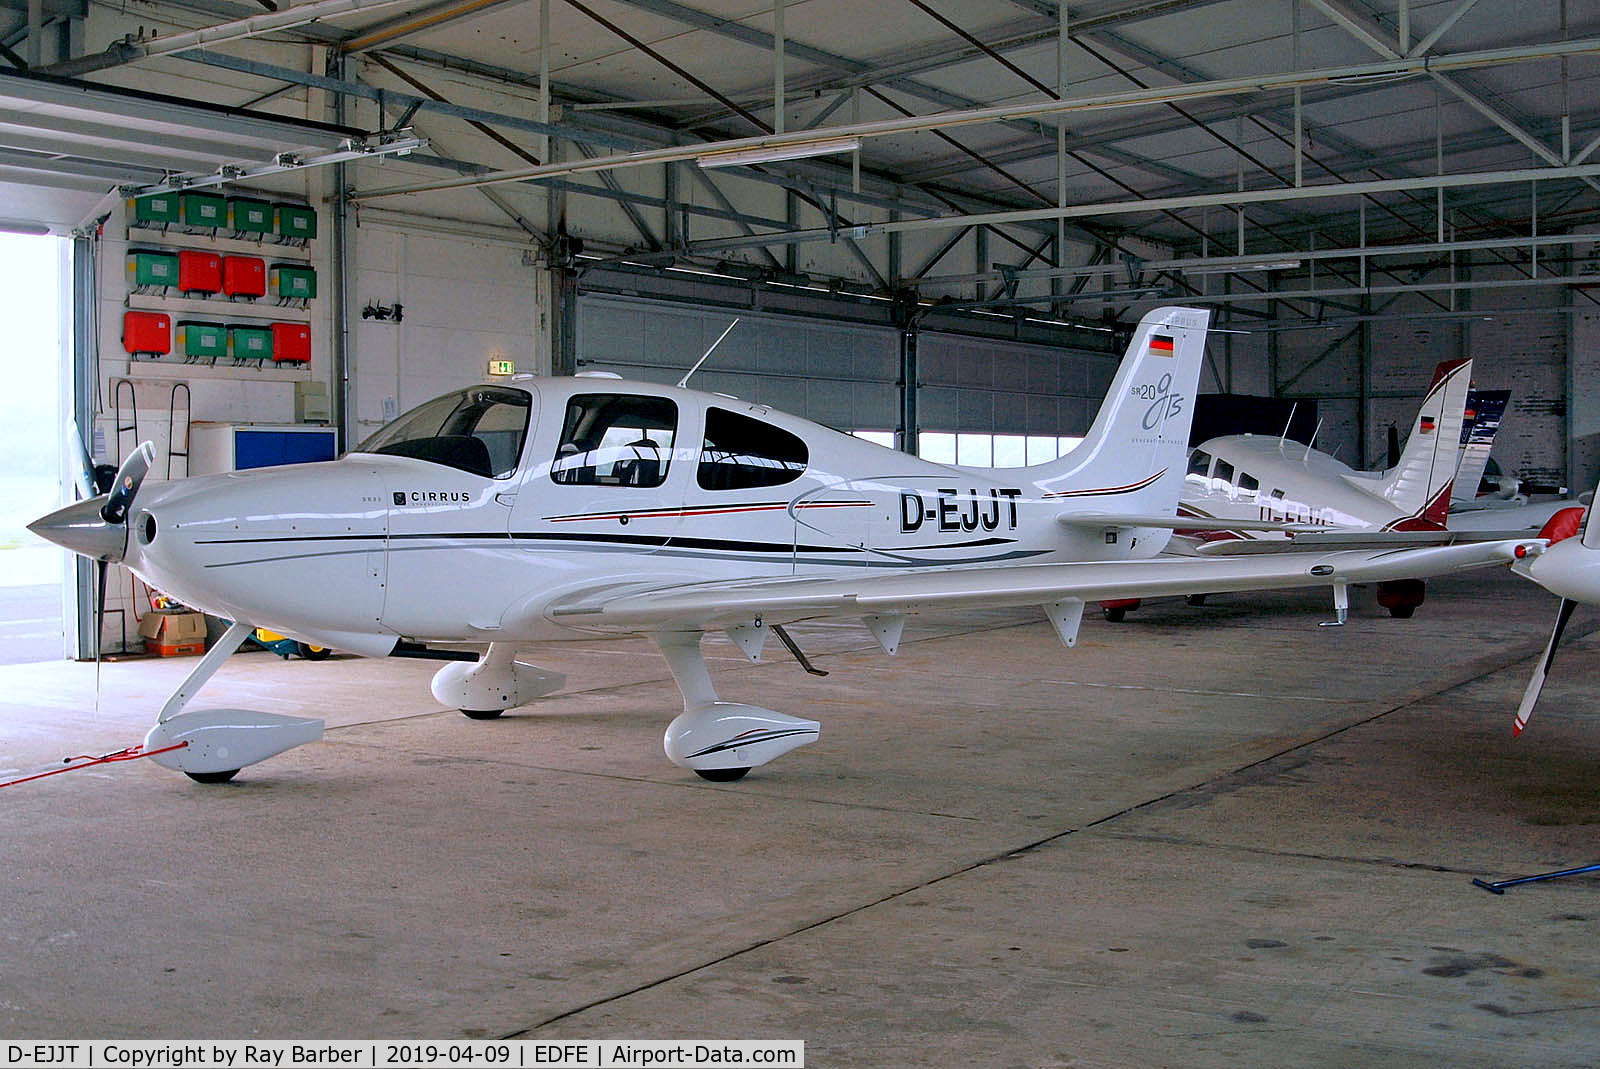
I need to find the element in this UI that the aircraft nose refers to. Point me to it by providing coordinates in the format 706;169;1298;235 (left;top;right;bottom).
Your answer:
27;497;128;562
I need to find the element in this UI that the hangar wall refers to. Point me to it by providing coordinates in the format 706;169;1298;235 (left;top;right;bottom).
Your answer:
575;295;897;432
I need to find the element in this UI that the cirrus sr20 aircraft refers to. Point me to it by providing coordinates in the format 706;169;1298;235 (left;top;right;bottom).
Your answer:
29;307;1548;784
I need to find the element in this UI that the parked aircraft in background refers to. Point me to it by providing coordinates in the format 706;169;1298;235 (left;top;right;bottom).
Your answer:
1445;389;1593;535
1091;359;1473;621
29;308;1542;784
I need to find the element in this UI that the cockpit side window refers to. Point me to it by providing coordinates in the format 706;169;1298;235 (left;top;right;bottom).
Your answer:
356;387;531;479
1186;449;1212;478
697;407;809;491
551;393;678;488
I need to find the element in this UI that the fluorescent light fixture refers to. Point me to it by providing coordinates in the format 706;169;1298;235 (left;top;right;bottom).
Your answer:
1254;260;1303;271
697;136;861;169
0;220;51;236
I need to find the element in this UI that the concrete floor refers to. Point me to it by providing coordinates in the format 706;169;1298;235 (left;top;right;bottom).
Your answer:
1;570;1598;1065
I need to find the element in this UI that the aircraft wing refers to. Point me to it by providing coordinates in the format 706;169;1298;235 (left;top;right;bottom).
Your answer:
1189;528;1536;555
547;540;1538;634
1056;512;1325;534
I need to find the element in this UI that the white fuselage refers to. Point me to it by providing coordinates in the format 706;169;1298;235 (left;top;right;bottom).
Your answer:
1177;434;1422;546
124;378;1175;654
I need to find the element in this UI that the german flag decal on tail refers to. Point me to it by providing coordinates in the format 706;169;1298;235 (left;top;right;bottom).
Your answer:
1149;334;1175;356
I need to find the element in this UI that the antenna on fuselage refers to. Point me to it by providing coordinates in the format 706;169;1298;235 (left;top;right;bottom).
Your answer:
1303;418;1323;463
676;318;742;389
1277;402;1298;455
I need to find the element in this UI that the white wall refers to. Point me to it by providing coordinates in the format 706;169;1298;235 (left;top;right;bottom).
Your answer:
349;222;549;440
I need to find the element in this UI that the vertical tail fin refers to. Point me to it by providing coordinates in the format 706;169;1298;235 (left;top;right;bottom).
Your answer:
1031;305;1211;517
1362;358;1472;526
1450;389;1509;506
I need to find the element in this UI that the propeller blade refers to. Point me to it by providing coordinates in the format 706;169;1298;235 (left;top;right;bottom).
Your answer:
1514;597;1578;736
93;557;107;713
101;442;155;525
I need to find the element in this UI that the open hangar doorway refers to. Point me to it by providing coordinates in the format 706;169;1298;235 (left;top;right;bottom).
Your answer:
0;229;70;664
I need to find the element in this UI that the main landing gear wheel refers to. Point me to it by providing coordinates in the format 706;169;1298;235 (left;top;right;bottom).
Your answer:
460;708;505;720
297;643;331;661
185;768;240;784
1185;594;1209;606
1387;605;1416;619
695;767;750;782
1102;606;1127;622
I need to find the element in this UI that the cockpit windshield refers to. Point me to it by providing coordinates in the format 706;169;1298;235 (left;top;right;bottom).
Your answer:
355;386;532;479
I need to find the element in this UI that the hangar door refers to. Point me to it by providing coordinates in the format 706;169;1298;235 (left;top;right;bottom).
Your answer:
917;331;1119;465
575;296;898;435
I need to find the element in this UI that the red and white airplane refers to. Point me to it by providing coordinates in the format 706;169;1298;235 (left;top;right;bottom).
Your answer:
29;307;1541;783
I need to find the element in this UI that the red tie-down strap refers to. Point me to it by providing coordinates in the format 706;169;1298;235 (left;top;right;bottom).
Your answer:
0;741;188;790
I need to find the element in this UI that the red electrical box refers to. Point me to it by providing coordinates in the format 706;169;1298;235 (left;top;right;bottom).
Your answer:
177;250;223;295
122;311;171;356
222;255;266;299
270;322;311;365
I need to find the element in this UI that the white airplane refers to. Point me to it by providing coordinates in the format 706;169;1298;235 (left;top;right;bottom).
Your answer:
1098;359;1472;621
29;307;1542;784
1444;389;1592;535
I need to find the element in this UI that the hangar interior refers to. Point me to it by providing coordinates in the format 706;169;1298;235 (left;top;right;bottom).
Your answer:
3;0;1600;1059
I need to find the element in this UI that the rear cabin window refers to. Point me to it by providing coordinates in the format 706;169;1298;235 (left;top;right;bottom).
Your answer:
1211;458;1235;492
697;408;809;491
550;394;678;488
1236;471;1259;496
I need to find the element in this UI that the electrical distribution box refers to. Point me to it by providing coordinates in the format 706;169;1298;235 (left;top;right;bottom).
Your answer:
270;264;316;301
126;250;178;290
175;321;227;362
274;203;317;242
179;191;227;231
176;250;223;295
228;197;273;235
270;322;311;365
222;255;266;299
228;325;273;363
122;311;171;356
127;193;179;228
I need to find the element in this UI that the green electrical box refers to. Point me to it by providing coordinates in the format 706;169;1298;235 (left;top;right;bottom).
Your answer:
228;325;274;363
126;250;179;288
176;321;228;362
270;264;317;301
128;194;180;228
180;191;227;230
274;202;318;242
228;196;273;235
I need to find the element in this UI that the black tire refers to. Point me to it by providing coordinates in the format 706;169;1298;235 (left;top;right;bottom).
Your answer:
461;708;505;720
1185;594;1208;606
297;642;331;661
1102;606;1127;622
1388;605;1416;619
695;766;750;782
186;768;240;784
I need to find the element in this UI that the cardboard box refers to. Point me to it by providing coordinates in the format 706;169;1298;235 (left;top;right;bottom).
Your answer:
138;610;206;656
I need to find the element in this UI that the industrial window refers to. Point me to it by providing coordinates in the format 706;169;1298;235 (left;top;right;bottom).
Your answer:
916;432;1084;468
698;407;808;490
551;394;678;487
358;386;531;479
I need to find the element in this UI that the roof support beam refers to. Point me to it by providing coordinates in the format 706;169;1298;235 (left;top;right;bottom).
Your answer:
352;37;1600;200
673;164;1600;256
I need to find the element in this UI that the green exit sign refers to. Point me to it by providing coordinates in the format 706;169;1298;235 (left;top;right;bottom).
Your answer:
487;359;516;376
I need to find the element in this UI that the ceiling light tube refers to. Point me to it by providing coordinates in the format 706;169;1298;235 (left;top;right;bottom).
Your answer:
696;136;861;169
